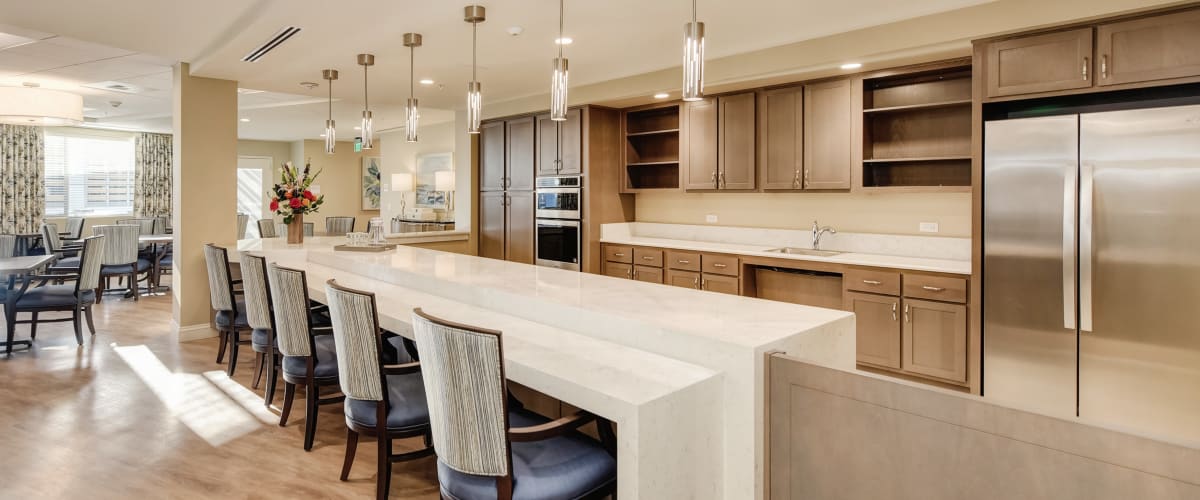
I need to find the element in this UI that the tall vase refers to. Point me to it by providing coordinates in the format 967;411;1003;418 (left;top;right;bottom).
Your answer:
287;214;304;244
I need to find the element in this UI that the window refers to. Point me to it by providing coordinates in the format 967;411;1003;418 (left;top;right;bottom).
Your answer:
44;130;135;217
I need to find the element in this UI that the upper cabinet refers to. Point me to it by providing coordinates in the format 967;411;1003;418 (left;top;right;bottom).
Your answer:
718;92;756;190
682;98;719;190
758;86;804;190
480;120;507;192
536;108;583;177
622;104;681;191
803;79;853;190
984;28;1094;97
506;116;536;191
1097;9;1200;87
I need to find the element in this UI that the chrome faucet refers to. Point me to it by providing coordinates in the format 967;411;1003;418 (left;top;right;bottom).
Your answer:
812;220;836;250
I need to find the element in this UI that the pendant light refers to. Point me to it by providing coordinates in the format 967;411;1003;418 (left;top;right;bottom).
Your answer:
682;0;705;101
464;5;486;134
357;54;375;149
403;33;423;143
550;0;568;121
322;69;339;154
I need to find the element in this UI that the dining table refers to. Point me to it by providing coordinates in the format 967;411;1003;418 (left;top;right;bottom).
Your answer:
1;254;55;353
12;233;42;257
139;234;172;292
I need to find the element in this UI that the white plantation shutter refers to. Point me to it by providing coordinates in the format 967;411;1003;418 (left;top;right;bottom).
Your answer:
43;129;135;217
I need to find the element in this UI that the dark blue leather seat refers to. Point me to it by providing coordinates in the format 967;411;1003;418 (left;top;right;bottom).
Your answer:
282;334;338;380
437;409;617;500
53;256;81;268
214;301;249;328
251;328;273;351
14;285;95;307
343;371;430;431
100;258;152;275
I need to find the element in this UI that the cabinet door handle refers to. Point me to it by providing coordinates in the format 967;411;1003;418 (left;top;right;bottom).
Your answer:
921;285;945;292
701;279;707;289
904;304;911;323
613;252;625;257
891;302;898;322
693;276;701;288
712;263;727;268
719;171;726;189
793;169;801;189
1101;55;1108;79
1082;56;1089;80
632;270;638;278
677;259;690;264
862;279;883;285
711;170;718;187
641;256;654;261
627;269;633;278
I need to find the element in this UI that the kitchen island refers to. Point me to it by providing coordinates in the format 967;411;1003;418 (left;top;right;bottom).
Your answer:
238;237;855;499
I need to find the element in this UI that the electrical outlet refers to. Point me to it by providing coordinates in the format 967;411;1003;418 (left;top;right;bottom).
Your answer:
705;214;718;223
919;222;939;233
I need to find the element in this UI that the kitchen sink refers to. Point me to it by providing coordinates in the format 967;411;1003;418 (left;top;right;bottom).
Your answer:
763;247;844;257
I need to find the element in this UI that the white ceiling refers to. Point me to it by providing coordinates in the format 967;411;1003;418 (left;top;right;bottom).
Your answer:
0;0;992;138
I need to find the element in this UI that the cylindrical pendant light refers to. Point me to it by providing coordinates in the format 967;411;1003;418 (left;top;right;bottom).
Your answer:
550;0;569;121
322;69;339;154
357;54;375;150
464;5;486;134
403;33;423;143
682;0;705;101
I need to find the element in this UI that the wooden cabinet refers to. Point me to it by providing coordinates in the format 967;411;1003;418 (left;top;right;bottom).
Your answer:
985;28;1094;97
701;254;739;277
536;108;583;176
633;265;664;284
701;274;739;295
844;268;901;295
602;243;740;295
758;86;804;190
845;291;902;369
666;269;701;289
605;262;633;279
1097;9;1200;87
480;121;506;192
755;268;843;310
633;247;663;267
902;298;968;383
478;191;506;259
506;117;536;191
665;250;701;272
604;245;633;264
505;191;535;264
718;92;756;189
803;79;853;189
682;98;719;190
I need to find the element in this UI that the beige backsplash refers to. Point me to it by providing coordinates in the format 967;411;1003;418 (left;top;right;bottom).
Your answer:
633;191;971;237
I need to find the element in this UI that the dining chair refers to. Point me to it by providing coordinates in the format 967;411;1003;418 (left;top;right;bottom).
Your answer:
237;213;250;240
239;252;282;407
152;216;170;235
303;222;315;237
116;218;156;235
258;219;278;238
412;308;618;500
268;263;343;450
0;234;14;302
5;235;105;352
325;217;356;236
326;280;433;500
93;225;150;302
41;223;81;262
64;217;86;241
203;243;251;375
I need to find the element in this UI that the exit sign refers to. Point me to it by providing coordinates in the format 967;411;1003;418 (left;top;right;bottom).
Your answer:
354;137;362;152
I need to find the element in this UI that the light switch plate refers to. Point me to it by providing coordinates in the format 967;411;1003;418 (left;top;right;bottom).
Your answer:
705;214;718;223
919;222;939;233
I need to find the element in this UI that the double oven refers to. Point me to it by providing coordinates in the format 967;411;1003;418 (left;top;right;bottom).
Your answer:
534;176;582;271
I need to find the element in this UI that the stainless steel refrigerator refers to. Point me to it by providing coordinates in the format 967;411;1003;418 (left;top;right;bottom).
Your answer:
983;104;1200;443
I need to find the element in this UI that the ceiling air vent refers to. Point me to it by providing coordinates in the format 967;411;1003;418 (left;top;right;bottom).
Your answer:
81;81;145;94
242;26;301;62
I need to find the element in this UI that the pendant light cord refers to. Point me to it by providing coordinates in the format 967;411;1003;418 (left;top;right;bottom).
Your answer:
472;19;478;81
409;46;415;98
692;0;697;25
363;64;369;110
327;77;332;120
558;0;564;58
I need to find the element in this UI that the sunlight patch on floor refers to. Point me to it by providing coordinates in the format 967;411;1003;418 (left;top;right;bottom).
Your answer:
113;344;261;447
202;370;281;425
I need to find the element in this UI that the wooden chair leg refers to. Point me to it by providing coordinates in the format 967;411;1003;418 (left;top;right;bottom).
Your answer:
280;381;296;426
264;353;279;407
29;312;38;340
71;309;83;345
340;428;359;481
377;435;393;500
215;330;228;363
303;381;319;451
227;331;241;376
5;312;16;355
84;307;96;335
251;352;265;389
130;271;138;301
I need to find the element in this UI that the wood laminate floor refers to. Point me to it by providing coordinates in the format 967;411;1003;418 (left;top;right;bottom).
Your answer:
0;292;440;499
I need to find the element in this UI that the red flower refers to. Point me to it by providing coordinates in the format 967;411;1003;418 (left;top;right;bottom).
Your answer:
303;190;315;201
269;198;279;211
289;197;303;209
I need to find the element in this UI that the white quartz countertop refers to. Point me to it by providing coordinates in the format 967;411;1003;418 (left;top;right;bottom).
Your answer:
601;229;971;275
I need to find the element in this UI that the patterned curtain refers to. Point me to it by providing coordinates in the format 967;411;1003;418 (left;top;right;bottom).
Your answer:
0;124;45;234
134;132;172;217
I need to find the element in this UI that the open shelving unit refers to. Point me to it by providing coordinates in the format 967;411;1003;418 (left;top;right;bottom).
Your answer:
862;66;972;190
623;105;681;191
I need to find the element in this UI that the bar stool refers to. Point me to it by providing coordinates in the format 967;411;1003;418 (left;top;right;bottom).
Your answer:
258;219;278;238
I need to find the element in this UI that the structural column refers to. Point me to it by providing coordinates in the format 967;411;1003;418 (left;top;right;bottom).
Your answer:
171;62;238;340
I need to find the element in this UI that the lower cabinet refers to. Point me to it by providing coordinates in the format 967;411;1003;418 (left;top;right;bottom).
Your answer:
666;269;701;289
603;243;740;295
605;262;632;279
845;291;902;369
902;298;968;382
478;191;534;264
701;274;739;295
633;265;664;284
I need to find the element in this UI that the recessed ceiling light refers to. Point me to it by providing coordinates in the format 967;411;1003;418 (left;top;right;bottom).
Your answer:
840;62;862;70
419;79;434;85
239;118;250;122
555;37;573;45
654;92;670;99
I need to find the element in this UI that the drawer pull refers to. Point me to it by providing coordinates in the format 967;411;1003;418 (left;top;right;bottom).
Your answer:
921;285;946;292
642;256;655;261
677;259;691;264
614;252;626;257
712;263;728;268
862;279;883;285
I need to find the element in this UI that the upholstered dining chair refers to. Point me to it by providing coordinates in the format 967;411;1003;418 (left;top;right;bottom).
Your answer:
203;243;251;375
0;234;14;302
239;252;282;407
41;224;82;274
63;217;86;242
116;218;156;235
267;264;343;450
412;308;618;500
258;219;278;238
325;280;433;500
303;222;315;237
237;213;250;240
5;235;105;353
325;217;355;236
93;225;150;302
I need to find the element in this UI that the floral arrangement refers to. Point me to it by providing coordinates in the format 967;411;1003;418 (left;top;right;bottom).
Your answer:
269;161;325;223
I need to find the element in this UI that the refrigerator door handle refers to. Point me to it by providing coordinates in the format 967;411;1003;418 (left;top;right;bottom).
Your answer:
1079;162;1094;332
1063;163;1078;330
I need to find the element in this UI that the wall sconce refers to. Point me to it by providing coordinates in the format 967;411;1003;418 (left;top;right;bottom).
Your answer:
435;170;456;213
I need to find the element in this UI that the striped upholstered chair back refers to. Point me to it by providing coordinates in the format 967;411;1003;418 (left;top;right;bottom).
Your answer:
325;217;355;236
0;234;13;258
41;223;65;254
202;243;237;313
65;217;85;240
257;219;277;238
325;280;386;401
117;218;156;235
153;216;169;235
303;222;315;237
236;214;249;239
239;253;273;332
92;225;140;266
266;264;315;357
76;235;106;292
412;308;512;478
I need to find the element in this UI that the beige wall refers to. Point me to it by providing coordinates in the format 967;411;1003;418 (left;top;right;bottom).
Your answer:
294;139;381;233
378;121;457;223
635;192;972;237
236;140;291;170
